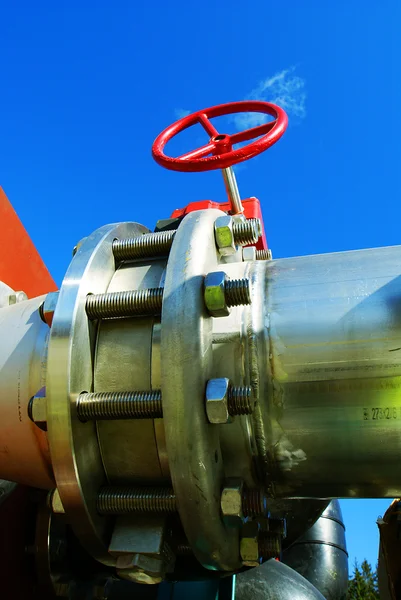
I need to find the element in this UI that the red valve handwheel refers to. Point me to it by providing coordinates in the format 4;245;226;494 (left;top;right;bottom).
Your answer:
152;100;288;173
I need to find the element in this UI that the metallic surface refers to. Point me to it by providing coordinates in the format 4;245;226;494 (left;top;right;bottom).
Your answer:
152;321;170;479
235;559;326;600
221;167;243;214
161;209;240;571
255;245;401;497
283;499;348;600
0;295;54;488
47;222;148;565
152;101;288;172
95;259;166;485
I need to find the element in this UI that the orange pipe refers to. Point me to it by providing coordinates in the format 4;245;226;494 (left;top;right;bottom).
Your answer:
0;187;57;297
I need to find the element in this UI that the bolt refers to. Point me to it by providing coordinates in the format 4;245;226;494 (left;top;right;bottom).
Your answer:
85;288;163;320
77;390;162;421
259;532;282;559
113;230;176;261
256;248;273;260
233;218;261;246
97;483;266;521
206;378;253;424
204;271;251;318
221;481;268;525
240;521;262;567
39;291;59;327
97;486;177;515
8;291;28;305
214;216;261;256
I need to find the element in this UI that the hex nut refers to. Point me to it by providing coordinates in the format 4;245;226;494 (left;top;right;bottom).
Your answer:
242;246;257;262
204;271;229;318
49;489;65;514
116;553;165;585
42;291;59;327
240;521;262;567
214;215;236;256
221;480;244;525
8;291;28;305
206;378;230;424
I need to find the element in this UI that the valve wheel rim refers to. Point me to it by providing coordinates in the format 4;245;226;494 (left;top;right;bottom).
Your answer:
152;100;288;172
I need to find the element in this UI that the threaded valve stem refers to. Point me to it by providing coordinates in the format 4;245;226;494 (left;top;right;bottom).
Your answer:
77;390;162;421
86;288;163;320
97;486;176;515
113;231;176;261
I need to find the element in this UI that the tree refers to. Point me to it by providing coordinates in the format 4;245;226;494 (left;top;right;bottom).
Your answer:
347;559;379;599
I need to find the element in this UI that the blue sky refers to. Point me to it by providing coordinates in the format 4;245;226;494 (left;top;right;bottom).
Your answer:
1;0;400;571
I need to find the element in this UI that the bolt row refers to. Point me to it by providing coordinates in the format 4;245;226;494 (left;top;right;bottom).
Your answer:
96;485;267;518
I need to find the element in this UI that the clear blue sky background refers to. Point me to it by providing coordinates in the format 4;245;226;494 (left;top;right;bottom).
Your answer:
1;0;400;572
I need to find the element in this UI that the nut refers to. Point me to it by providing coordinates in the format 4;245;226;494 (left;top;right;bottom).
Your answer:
49;489;65;514
116;553;165;585
72;236;87;257
42;291;59;327
204;271;229;318
214;215;236;256
240;521;262;567
8;291;28;305
221;480;244;525
242;246;257;262
206;378;230;424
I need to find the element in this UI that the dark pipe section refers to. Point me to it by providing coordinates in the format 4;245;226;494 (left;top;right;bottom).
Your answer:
235;559;326;600
283;499;348;600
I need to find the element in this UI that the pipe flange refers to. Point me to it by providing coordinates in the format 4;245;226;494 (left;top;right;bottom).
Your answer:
47;222;148;566
161;209;241;571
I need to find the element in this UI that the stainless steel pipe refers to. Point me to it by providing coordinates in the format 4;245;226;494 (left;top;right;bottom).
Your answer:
254;245;401;498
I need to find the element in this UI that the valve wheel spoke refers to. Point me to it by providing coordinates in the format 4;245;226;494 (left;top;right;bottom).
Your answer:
198;113;220;138
178;141;216;161
230;120;277;145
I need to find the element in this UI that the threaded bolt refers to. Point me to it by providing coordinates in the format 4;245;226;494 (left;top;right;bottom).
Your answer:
241;488;268;518
227;385;253;416
97;486;177;515
85;288;163;320
256;248;272;260
113;231;176;261
176;543;193;556
259;533;282;559
224;278;251;307
97;484;266;518
77;390;162;421
232;218;261;246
